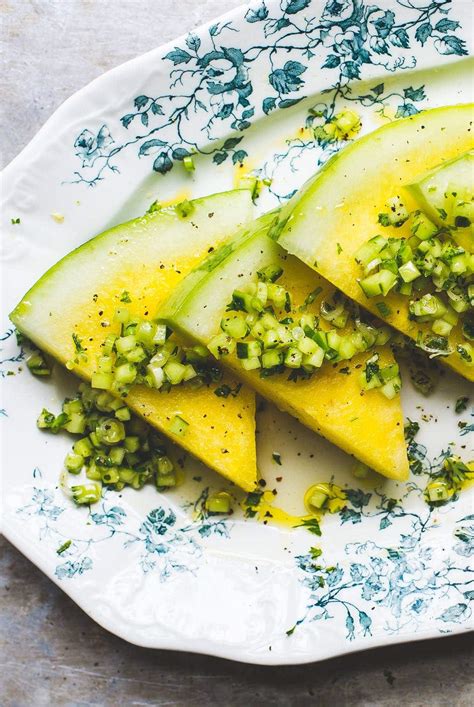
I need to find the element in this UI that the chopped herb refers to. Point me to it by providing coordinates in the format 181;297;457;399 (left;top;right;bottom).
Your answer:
304;286;323;306
310;546;322;559
120;291;132;303
416;333;451;358
15;329;25;346
146;200;161;214
455;396;469;414
365;356;380;383
295;518;322;536
72;333;85;353
375;301;392;317
457;344;473;363
272;452;282;466
410;367;434;396
11;217;21;224
245;490;263;507
214;383;242;398
436;207;448;220
286;625;296;637
56;540;72;555
404;419;420;442
336;242;343;254
377;212;391;227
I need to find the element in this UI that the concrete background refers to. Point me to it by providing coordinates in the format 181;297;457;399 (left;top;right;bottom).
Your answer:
1;1;473;705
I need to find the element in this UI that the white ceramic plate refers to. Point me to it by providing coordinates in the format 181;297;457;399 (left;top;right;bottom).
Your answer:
1;0;473;665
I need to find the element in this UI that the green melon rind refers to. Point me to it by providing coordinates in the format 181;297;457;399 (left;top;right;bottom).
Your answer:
160;211;278;343
270;103;474;380
10;190;254;350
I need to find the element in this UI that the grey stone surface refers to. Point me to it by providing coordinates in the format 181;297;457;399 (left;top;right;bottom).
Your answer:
1;1;473;705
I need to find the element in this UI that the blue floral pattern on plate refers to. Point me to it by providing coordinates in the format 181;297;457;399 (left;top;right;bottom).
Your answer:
70;0;467;186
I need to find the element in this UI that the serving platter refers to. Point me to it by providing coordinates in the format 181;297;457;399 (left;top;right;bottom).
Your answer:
1;0;473;664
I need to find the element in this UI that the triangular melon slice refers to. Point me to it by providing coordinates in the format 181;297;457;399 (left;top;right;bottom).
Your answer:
10;191;258;490
272;104;474;381
160;215;409;481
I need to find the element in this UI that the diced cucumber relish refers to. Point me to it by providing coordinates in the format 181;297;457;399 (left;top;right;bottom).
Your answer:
38;382;177;505
205;265;397;397
90;308;223;397
354;200;473;366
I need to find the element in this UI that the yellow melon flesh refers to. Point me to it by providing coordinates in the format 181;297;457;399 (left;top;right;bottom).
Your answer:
161;217;409;482
276;104;474;381
222;255;409;481
11;192;257;490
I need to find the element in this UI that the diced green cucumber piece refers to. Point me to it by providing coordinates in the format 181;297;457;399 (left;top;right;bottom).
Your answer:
359;269;397;297
411;212;439;241
236;340;262;359
205;491;233;514
262;350;284;368
409;294;447;322
220;313;248;339
398;260;421;283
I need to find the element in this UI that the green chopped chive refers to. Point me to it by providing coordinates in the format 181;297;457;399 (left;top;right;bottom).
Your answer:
56;540;72;555
304;286;323;306
11;217;21;224
257;264;283;283
146;200;161;214
169;415;189;437
375;301;392;317
404;418;420;441
272;452;282;465
72;333;85;353
238;175;260;200
214;383;242;398
205;491;232;514
120;290;132;303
